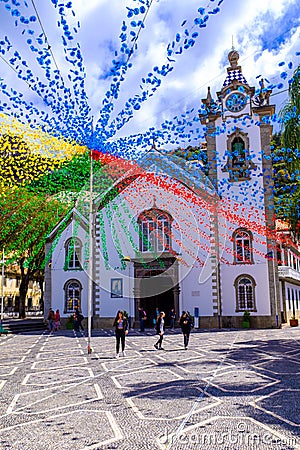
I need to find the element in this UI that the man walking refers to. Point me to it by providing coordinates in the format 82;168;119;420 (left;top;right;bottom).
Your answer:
138;306;147;332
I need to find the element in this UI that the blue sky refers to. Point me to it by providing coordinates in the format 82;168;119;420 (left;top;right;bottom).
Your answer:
0;0;299;154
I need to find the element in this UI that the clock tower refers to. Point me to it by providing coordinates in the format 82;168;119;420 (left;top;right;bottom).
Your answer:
200;48;281;329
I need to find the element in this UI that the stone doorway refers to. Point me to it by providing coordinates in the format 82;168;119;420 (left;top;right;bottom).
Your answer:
133;256;179;327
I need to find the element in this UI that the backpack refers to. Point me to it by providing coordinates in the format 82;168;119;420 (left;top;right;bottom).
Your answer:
187;312;194;328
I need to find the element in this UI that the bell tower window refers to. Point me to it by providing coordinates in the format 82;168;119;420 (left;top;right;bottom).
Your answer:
233;228;253;264
232;137;246;167
222;129;256;181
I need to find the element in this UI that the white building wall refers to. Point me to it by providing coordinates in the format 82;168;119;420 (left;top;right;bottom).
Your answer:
221;264;271;316
284;282;300;318
180;268;214;316
50;220;89;318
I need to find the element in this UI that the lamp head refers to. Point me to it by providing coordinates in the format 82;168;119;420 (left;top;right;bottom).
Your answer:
122;256;131;262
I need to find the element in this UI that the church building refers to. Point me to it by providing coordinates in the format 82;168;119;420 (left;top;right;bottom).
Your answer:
44;49;300;329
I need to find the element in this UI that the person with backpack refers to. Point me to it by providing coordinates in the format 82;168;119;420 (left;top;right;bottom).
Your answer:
154;311;165;350
179;311;192;350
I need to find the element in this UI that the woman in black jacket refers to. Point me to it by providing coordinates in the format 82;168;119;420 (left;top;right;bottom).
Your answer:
154;311;165;350
179;311;192;350
113;310;128;358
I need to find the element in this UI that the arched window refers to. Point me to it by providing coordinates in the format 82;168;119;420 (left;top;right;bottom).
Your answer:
138;209;172;253
235;275;256;312
233;228;253;264
64;280;82;313
64;238;82;270
232;137;246;167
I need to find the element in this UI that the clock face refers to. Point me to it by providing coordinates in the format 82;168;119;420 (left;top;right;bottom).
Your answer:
225;92;246;112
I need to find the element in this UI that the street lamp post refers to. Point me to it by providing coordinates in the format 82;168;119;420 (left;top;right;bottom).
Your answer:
123;256;132;329
87;125;94;355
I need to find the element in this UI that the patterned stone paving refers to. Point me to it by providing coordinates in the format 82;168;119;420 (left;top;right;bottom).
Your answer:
0;327;299;449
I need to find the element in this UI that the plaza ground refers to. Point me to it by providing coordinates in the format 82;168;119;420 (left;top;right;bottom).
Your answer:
0;326;299;450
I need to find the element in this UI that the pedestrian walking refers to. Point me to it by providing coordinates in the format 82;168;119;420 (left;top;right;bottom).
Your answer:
47;308;55;334
74;307;84;332
77;313;84;331
113;310;128;358
179;311;192;350
54;309;61;331
154;311;165;350
73;311;79;331
169;308;176;330
138;306;147;332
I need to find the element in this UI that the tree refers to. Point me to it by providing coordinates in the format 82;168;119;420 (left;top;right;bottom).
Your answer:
0;135;100;317
26;151;102;196
280;65;300;155
278;64;300;236
0;134;61;188
168;144;208;175
0;188;68;318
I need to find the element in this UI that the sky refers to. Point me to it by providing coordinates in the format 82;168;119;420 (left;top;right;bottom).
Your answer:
0;0;299;157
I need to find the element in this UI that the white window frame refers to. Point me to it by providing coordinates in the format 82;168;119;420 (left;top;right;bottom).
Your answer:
235;275;256;312
64;279;82;313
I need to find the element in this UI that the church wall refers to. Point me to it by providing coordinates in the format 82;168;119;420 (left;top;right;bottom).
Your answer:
180;268;214;317
94;175;216;319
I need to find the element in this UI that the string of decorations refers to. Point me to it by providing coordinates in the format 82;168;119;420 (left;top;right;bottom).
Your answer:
0;0;299;273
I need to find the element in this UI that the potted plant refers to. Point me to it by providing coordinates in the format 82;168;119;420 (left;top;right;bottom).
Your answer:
289;315;299;327
242;311;251;329
66;314;74;329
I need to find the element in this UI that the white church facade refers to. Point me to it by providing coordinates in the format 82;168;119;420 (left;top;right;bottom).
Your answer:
44;50;300;329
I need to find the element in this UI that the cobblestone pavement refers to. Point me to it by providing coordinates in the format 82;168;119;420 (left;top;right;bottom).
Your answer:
0;326;299;450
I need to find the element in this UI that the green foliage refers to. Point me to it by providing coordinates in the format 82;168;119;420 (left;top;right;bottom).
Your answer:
26;151;102;196
274;65;300;236
0;188;68;265
171;145;208;172
66;314;74;329
0;186;69;317
280;65;300;153
273;140;299;220
243;311;251;322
